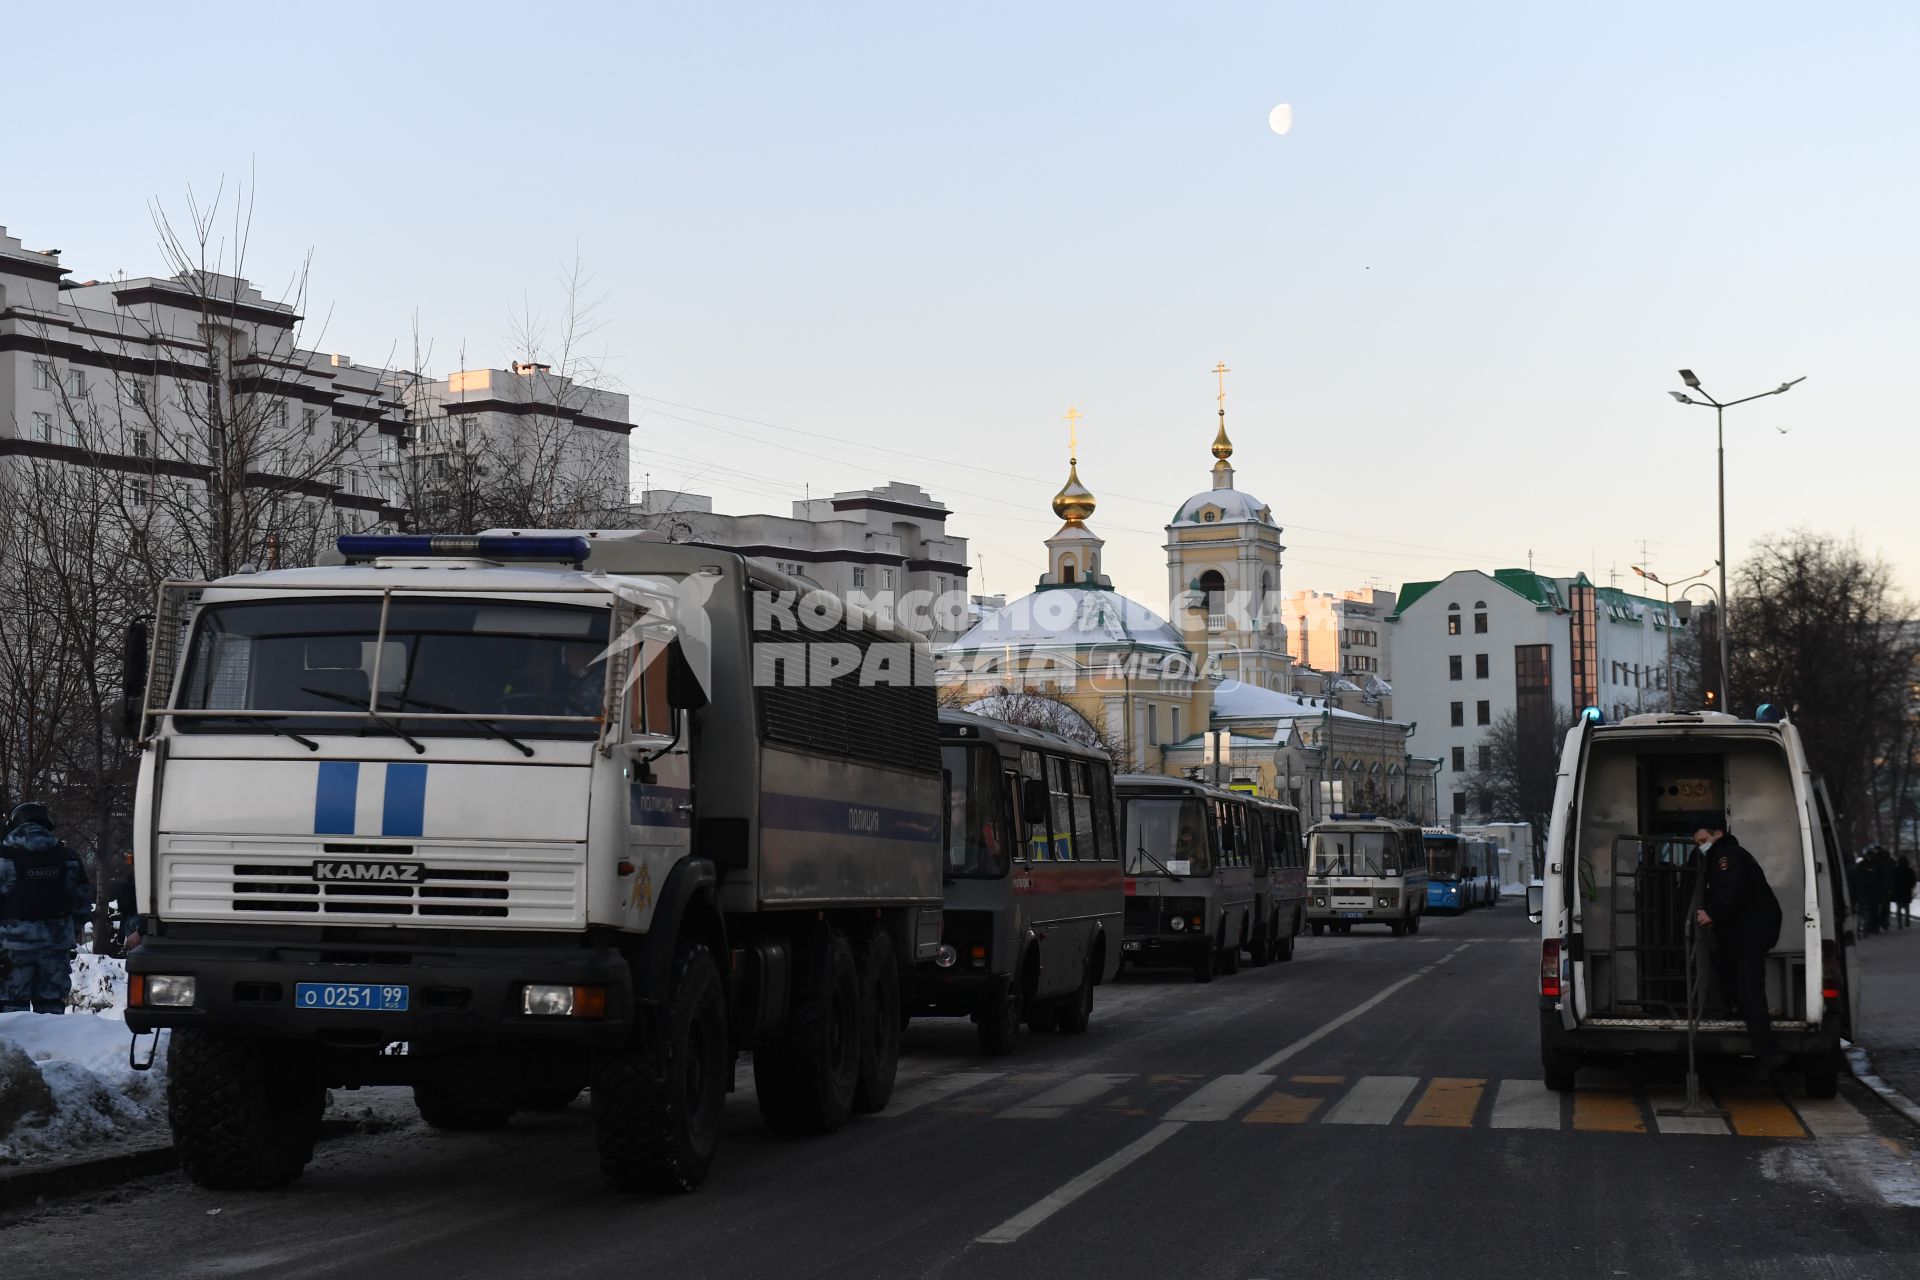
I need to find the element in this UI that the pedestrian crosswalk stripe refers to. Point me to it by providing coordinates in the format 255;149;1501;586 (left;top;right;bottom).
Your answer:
1719;1086;1808;1139
888;1071;1005;1116
1647;1087;1730;1135
1324;1075;1420;1125
1407;1077;1485;1128
1794;1095;1873;1138
1573;1086;1647;1133
1000;1074;1131;1120
1489;1079;1561;1130
1243;1090;1326;1124
1166;1073;1275;1123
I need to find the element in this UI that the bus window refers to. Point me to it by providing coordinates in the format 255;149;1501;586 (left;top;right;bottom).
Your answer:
1048;755;1075;861
1069;760;1098;863
1005;771;1029;863
1090;763;1116;860
941;744;1010;879
1021;749;1051;860
1125;796;1212;876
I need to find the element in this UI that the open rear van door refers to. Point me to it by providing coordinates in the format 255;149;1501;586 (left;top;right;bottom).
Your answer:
1809;778;1860;1040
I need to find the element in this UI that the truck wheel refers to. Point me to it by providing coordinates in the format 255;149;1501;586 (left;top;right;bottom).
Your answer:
756;928;860;1134
594;939;728;1192
1055;959;1096;1035
168;1029;323;1191
414;1083;512;1131
852;930;901;1114
978;984;1022;1055
1801;1053;1841;1100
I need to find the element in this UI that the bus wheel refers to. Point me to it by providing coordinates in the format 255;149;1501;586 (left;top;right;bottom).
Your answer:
594;939;728;1192
1247;921;1272;968
168;1029;323;1191
1215;929;1241;976
1056;961;1096;1035
1192;941;1216;983
756;928;861;1134
1310;922;1326;938
1389;919;1406;938
978;985;1023;1055
1408;910;1422;935
852;930;900;1114
1274;921;1296;962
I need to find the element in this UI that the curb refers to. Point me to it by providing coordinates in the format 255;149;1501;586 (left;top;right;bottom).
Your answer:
1845;1043;1920;1130
0;1117;365;1211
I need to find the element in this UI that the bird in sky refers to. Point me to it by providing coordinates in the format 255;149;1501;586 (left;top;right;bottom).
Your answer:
1775;426;1793;434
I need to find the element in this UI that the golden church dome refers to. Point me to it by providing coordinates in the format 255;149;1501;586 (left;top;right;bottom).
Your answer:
1052;460;1097;523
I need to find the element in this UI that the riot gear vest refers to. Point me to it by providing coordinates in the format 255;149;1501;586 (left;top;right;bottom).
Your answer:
5;841;71;921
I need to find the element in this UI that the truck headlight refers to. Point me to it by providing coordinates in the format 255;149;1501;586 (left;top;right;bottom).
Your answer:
521;984;607;1018
1170;917;1185;932
143;975;197;1008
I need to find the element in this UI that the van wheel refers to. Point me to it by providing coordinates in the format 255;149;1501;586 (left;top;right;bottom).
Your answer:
1801;1053;1841;1100
594;939;727;1192
168;1030;324;1190
1543;1048;1579;1093
756;928;861;1134
1055;960;1096;1035
852;930;900;1114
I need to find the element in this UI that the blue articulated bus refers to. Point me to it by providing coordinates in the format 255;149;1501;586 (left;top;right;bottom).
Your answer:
1423;830;1494;912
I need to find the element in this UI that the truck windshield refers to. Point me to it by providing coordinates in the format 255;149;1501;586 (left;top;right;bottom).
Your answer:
1312;831;1396;877
1424;839;1461;880
943;744;1010;879
1124;797;1212;876
175;597;611;740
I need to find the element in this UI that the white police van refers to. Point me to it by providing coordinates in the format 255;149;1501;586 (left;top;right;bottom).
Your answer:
124;531;944;1192
1530;709;1860;1097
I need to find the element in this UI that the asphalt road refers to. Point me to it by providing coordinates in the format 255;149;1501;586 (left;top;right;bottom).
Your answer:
5;906;1918;1278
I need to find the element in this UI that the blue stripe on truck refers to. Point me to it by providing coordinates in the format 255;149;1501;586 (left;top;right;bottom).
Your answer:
382;763;428;837
314;761;360;835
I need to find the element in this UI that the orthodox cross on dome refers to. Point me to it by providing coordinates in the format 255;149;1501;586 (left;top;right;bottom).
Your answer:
1210;362;1234;461
1062;404;1084;461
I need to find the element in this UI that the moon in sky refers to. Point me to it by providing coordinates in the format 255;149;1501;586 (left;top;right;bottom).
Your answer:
1269;103;1293;135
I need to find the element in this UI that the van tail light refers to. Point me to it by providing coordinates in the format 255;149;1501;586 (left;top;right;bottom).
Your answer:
1540;939;1563;999
1820;939;1841;1002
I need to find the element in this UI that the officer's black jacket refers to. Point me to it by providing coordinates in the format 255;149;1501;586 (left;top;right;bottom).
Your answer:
1702;834;1783;950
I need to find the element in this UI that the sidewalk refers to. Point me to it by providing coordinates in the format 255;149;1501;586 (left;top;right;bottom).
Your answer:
1856;908;1920;1111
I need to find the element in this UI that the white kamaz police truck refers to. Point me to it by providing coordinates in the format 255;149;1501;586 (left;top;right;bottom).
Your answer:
123;532;943;1192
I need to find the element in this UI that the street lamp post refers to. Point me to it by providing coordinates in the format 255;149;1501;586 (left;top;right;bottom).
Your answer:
1631;565;1711;711
1667;369;1805;712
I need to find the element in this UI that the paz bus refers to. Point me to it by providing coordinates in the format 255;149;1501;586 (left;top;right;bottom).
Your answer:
1117;775;1258;981
905;711;1124;1054
1249;795;1307;962
1305;817;1428;937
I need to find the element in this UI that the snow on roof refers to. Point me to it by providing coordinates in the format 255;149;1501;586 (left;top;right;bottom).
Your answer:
1209;678;1404;727
1170;486;1275;527
947;584;1188;655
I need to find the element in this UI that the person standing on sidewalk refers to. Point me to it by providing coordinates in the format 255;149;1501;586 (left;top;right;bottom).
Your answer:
1859;851;1887;937
1693;812;1785;1079
1894;854;1917;931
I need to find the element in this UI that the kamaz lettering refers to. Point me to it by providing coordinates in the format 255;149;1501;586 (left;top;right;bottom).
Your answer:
312;861;424;884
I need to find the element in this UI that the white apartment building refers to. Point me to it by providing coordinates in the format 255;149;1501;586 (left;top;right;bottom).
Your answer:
1389;568;1679;821
631;481;973;643
2;224;410;536
1287;587;1396;681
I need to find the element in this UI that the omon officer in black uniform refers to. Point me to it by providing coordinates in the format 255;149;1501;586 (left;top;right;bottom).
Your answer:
1692;810;1786;1079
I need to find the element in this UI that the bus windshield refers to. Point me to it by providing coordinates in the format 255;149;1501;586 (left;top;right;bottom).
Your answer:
1124;797;1212;876
1311;831;1399;877
176;597;610;740
1424;839;1461;880
943;745;1010;879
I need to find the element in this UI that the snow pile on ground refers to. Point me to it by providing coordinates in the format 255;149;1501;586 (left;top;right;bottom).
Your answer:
0;953;167;1166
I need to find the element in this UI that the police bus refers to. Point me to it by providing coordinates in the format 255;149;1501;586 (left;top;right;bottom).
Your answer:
1423;830;1498;912
1117;775;1258;981
1305;817;1428;937
123;531;945;1193
1248;795;1307;963
905;711;1124;1053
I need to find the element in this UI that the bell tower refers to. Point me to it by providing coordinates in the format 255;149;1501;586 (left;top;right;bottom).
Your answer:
1041;405;1110;588
1163;364;1291;688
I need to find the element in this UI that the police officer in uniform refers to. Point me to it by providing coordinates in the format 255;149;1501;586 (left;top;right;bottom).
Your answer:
0;802;95;1014
1692;811;1785;1079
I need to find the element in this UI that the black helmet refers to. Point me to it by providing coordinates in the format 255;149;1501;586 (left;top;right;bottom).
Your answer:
8;801;53;830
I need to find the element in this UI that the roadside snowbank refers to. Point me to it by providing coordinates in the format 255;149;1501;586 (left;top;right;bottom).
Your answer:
0;1004;166;1166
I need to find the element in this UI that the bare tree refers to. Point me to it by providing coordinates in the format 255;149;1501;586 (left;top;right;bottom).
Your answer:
955;683;1135;771
1465;703;1573;856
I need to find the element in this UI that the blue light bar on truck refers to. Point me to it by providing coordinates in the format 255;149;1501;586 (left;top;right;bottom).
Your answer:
336;534;592;564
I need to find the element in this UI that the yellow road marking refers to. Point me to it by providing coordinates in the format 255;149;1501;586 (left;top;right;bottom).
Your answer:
1573;1087;1647;1133
1244;1091;1325;1124
1718;1088;1807;1139
1291;1075;1346;1085
1407;1077;1486;1128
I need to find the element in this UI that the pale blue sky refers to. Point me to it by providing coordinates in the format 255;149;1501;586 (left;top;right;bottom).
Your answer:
7;1;1916;606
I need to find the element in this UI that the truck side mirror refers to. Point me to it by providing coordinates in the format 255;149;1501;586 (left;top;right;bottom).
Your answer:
1021;778;1049;826
1527;883;1544;923
664;638;708;712
118;618;150;741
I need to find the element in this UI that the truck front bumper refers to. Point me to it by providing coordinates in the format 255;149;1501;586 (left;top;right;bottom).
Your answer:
126;936;634;1048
